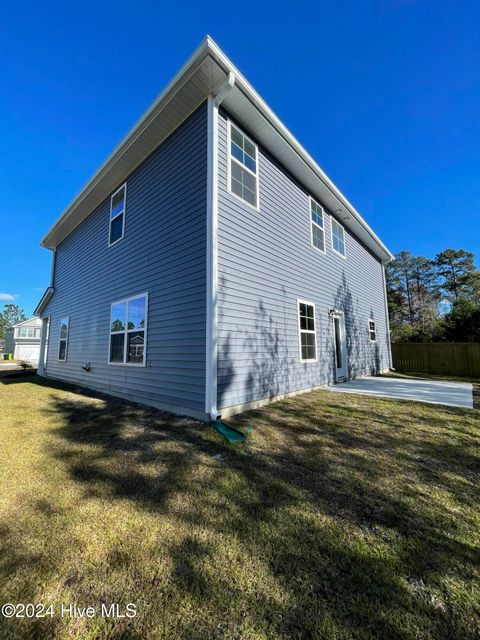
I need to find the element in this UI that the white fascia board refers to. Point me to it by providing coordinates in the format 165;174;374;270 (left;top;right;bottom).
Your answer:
33;287;54;317
40;35;393;263
205;37;393;263
11;317;43;328
40;37;213;249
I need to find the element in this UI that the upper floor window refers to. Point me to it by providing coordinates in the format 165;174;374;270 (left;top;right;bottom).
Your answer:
58;317;69;361
17;327;40;338
310;198;325;252
109;293;148;366
298;300;317;363
331;217;346;257
109;183;126;246
369;320;377;342
228;122;259;209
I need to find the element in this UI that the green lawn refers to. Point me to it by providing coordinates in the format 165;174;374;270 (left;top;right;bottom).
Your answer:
1;376;479;639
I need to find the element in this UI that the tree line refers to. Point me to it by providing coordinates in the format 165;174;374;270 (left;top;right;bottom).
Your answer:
386;249;480;343
1;252;479;346
0;304;27;340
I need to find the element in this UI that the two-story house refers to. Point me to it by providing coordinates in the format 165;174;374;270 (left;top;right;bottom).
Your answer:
35;37;394;420
5;317;42;364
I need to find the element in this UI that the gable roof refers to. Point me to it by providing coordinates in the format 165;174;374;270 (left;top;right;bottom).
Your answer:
40;36;393;263
10;317;41;329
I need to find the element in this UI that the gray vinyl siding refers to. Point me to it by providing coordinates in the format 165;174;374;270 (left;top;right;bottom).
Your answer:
42;103;208;417
217;109;390;410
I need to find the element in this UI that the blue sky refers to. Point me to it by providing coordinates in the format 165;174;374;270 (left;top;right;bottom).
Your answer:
1;1;479;315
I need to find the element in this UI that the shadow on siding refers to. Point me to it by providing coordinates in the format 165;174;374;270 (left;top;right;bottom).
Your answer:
218;283;300;409
334;273;384;378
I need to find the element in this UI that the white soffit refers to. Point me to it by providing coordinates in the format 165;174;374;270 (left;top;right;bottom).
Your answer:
41;37;393;263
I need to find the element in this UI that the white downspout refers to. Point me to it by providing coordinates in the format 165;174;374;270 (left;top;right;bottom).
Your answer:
205;72;235;420
37;317;49;376
38;248;55;377
382;263;394;370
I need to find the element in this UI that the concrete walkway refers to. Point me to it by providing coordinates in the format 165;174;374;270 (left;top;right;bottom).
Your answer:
0;362;37;378
327;376;473;409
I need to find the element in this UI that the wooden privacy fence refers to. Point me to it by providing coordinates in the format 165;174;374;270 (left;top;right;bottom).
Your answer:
392;342;480;377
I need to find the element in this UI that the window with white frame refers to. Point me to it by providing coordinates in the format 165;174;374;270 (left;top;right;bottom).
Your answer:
298;301;317;362
310;198;325;252
109;293;147;365
18;327;40;338
109;183;126;245
331;218;346;257
229;122;258;208
58;317;69;361
369;320;377;342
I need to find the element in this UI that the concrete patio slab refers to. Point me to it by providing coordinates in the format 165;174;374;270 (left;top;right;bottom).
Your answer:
327;376;473;409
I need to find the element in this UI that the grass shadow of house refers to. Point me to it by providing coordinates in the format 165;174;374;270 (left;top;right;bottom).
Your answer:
2;375;478;637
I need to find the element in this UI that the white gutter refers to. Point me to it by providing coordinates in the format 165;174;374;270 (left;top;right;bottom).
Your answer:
39;36;393;263
205;72;235;420
41;38;212;249
35;249;56;375
50;248;56;286
206;37;393;263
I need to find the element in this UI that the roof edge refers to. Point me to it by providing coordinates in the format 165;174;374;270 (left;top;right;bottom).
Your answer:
40;35;393;263
34;287;54;317
205;38;393;262
40;36;212;249
8;317;41;329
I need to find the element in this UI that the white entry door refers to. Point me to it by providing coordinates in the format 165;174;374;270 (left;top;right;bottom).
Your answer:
332;313;348;381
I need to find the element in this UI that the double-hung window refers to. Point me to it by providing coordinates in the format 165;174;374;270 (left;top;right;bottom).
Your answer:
298;301;317;362
331;217;346;257
58;317;69;361
369;320;377;342
109;293;148;365
310;198;325;252
229;122;259;208
109;183;127;245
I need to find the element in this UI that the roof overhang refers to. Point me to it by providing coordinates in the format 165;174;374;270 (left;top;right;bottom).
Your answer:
33;287;54;317
41;36;394;263
9;317;41;328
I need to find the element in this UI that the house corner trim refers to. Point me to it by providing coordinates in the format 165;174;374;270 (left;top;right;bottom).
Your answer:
205;73;235;419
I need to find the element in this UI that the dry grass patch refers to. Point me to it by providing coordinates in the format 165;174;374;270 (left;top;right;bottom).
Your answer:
0;376;479;639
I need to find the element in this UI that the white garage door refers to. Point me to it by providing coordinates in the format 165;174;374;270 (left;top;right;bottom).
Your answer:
15;344;40;364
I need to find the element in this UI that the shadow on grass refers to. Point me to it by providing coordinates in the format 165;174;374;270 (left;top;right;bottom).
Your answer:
1;376;479;639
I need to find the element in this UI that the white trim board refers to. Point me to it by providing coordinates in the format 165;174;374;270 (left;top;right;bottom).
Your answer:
39;36;393;264
108;182;127;247
297;298;318;364
226;119;260;212
205;72;235;418
309;196;326;254
107;292;149;367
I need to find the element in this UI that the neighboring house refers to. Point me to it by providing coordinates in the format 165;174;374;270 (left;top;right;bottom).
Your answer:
5;317;42;364
35;37;393;420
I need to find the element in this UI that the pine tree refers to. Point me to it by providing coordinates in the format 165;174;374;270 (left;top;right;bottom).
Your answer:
433;249;476;301
0;304;27;337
